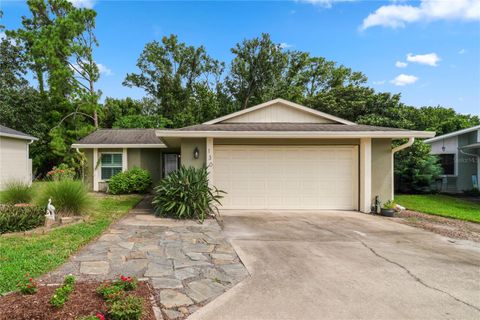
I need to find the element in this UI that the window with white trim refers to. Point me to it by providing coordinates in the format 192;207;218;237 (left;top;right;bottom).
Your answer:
101;153;123;180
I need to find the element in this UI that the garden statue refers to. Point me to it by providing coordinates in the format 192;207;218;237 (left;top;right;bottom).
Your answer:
46;198;56;220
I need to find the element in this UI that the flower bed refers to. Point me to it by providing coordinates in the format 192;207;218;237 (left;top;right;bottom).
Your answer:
0;278;156;320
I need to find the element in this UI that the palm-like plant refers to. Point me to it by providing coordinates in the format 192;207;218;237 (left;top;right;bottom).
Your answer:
152;166;224;222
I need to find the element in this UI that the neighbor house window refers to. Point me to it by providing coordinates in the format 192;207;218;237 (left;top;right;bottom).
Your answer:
438;154;455;175
101;153;123;180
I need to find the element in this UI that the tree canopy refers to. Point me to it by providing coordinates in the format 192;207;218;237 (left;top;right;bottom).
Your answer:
1;3;478;192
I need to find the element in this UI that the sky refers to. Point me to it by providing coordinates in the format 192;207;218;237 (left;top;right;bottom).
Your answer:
1;0;479;115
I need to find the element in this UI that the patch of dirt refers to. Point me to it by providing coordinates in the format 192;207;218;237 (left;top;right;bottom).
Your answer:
395;210;480;242
0;281;156;320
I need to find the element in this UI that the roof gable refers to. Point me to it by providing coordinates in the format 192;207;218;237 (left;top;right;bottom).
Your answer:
204;99;355;125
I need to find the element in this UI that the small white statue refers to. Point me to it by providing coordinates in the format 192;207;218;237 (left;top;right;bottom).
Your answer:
46;198;56;220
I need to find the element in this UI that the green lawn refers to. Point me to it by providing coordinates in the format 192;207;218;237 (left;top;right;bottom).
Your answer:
395;194;480;223
0;194;142;294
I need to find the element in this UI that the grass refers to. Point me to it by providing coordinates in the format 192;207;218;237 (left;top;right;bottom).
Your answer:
395;194;480;223
0;194;142;294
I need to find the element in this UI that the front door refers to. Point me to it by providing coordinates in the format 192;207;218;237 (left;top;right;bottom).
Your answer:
163;153;180;177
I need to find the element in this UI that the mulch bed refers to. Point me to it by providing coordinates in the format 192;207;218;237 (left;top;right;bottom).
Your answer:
395;210;480;242
0;281;156;320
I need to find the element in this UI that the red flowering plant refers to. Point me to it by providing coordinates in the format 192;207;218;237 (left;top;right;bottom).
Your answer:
17;273;37;295
78;313;105;320
46;164;76;181
116;275;138;291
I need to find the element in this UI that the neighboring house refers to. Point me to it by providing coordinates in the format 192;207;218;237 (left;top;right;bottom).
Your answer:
425;125;480;193
72;99;434;213
0;125;38;190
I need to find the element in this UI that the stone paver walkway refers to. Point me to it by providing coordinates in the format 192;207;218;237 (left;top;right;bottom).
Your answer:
42;197;248;320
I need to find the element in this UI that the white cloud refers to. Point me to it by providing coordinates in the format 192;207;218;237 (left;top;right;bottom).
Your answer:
69;0;96;9
0;32;5;41
390;74;419;86
406;52;441;66
458;48;467;54
280;42;293;49
361;0;480;30
395;61;408;68
97;63;113;76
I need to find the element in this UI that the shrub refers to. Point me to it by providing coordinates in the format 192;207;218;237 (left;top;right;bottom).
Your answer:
78;314;105;320
1;181;34;204
46;163;76;181
17;273;37;295
35;180;92;215
152;166;224;222
0;205;45;234
108;295;143;320
116;275;137;291
50;275;76;308
96;283;124;302
108;167;152;195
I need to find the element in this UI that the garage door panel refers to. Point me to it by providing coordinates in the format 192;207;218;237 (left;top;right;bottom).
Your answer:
213;145;358;210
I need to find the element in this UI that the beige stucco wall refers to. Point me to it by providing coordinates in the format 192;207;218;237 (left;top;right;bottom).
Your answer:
82;148;164;191
214;138;361;145
180;138;206;168
0;136;32;190
371;138;393;206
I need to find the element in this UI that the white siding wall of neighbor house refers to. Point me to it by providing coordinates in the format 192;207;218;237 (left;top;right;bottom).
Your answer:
214;145;359;210
0;136;32;190
223;102;335;123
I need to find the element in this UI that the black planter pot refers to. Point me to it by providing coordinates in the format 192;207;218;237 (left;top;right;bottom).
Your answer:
380;208;395;217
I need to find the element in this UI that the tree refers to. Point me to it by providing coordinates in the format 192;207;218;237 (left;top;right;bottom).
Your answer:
113;115;172;129
226;33;288;109
123;35;224;127
7;0;100;167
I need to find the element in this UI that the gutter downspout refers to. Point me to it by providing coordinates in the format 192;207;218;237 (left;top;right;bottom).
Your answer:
27;139;35;185
458;147;480;189
391;137;415;199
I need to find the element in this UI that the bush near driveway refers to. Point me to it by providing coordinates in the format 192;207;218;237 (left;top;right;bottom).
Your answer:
0;205;45;234
395;194;480;223
108;167;152;195
152;166;224;222
0;194;142;294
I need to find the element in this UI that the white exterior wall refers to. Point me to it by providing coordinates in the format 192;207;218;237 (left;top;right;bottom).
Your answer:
0;136;33;190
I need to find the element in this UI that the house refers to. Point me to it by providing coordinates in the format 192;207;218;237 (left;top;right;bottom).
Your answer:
72;99;434;212
0;125;38;190
425;125;480;193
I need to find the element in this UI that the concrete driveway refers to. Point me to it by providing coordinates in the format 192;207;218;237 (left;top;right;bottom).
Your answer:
190;210;480;320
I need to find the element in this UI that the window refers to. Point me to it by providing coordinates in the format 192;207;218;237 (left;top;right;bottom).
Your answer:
101;153;123;180
438;154;455;175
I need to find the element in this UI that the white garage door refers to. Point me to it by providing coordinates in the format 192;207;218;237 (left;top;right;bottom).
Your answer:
213;145;358;210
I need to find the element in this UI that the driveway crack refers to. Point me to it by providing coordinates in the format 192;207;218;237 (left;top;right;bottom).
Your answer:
358;240;480;313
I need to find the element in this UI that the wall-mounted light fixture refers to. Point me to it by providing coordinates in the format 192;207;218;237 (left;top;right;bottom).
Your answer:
193;147;200;159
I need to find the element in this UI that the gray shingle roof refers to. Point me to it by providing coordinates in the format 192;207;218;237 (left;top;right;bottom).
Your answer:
174;123;410;132
0;125;37;140
75;129;165;145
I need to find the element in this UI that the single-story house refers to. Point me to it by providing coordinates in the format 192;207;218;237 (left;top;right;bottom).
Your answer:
425;125;479;193
0;125;38;190
72;99;435;213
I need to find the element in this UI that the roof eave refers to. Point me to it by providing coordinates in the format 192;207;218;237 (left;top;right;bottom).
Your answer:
71;143;167;149
425;125;480;144
0;132;38;141
155;130;435;139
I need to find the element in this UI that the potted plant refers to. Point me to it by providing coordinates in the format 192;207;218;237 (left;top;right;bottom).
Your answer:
380;200;396;217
